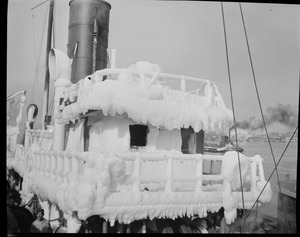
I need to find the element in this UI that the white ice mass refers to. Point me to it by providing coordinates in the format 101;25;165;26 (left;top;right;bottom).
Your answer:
57;61;233;133
7;59;272;229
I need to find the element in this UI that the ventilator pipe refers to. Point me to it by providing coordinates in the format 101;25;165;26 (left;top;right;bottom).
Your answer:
26;104;38;129
49;48;72;151
49;49;72;82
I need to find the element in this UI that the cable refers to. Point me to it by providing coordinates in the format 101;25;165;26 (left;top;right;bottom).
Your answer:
221;2;245;232
246;67;300;226
52;0;55;48
48;92;55;116
238;2;288;229
30;0;49;11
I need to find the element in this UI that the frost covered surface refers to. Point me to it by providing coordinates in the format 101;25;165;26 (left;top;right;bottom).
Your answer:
13;146;272;225
96;191;223;225
58;62;233;132
26;150;224;222
13;131;271;226
27;151;126;220
22;149;271;224
221;151;272;224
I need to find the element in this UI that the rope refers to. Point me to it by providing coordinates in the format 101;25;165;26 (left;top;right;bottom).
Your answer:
221;2;245;232
246;67;300;226
48;92;55;116
238;3;288;228
30;0;49;11
52;0;55;48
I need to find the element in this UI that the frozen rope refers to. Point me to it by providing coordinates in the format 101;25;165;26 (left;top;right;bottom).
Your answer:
221;2;245;232
238;2;288;229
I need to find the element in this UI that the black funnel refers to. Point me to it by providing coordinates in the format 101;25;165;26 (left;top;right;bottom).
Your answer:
67;0;111;83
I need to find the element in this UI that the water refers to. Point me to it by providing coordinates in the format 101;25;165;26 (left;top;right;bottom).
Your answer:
242;141;297;232
242;141;298;186
205;141;297;231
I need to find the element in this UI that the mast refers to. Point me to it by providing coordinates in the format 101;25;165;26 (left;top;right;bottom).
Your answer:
42;0;54;129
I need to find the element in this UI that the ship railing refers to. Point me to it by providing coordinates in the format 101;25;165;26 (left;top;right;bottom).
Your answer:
28;150;88;184
115;152;224;193
6;91;26;156
94;68;210;91
114;152;267;198
13;147;267;209
24;128;54;151
92;68;226;107
13;144;30;177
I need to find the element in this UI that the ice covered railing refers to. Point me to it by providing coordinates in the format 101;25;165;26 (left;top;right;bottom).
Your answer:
15;147;272;225
57;62;233;132
24;128;54;151
9;145;29;176
7;90;26;157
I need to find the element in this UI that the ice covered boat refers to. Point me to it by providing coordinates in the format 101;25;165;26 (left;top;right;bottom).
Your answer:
7;0;272;233
7;53;272;233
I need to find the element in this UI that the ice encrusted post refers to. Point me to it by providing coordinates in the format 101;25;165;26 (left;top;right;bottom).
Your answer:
195;158;203;193
48;49;71;151
111;49;117;69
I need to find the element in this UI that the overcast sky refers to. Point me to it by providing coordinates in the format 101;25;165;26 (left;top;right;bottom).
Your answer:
7;0;300;128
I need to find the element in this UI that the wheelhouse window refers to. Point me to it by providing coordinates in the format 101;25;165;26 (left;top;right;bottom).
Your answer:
129;124;149;148
181;127;204;154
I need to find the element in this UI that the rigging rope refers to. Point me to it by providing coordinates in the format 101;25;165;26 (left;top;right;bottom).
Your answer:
30;0;49;11
48;92;55;116
221;2;245;232
246;67;300;229
238;3;288;228
52;0;56;48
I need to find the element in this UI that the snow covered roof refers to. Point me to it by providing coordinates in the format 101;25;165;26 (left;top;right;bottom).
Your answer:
57;61;233;132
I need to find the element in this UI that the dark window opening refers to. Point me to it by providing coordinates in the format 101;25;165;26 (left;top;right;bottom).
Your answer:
181;127;194;154
129;124;149;147
181;127;205;154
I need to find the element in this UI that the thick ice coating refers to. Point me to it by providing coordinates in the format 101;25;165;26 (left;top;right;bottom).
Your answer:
221;151;272;224
57;61;233;132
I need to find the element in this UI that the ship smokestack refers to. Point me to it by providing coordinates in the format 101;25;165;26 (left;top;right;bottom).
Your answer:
67;0;111;83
